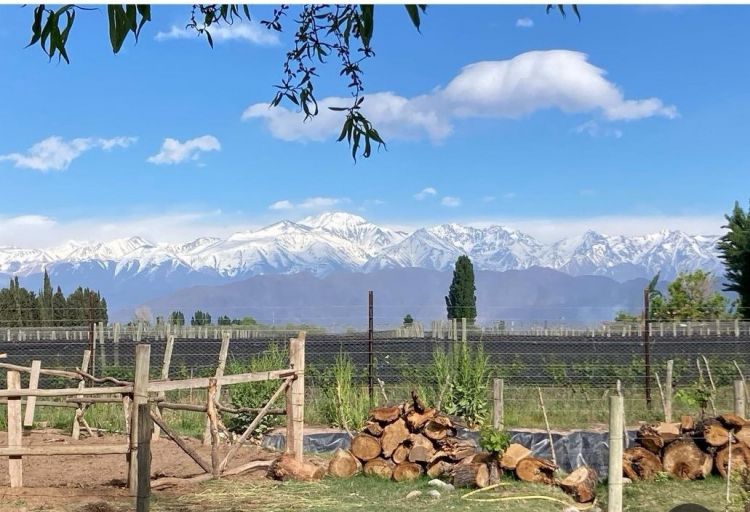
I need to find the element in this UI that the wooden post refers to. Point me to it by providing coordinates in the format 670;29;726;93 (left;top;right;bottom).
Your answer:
368;290;374;407
113;322;121;366
152;334;174;441
136;403;152;512
665;360;673;423
643;288;652;411
203;331;230;445
492;378;504;430
207;378;220;478
286;332;306;461
735;380;747;419
72;350;92;440
461;318;467;342
99;321;106;370
7;370;22;487
608;394;624;512
23;360;42;428
129;344;151;496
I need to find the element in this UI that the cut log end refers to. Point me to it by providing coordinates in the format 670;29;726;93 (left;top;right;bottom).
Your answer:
662;439;712;480
392;462;423;482
715;443;750;479
559;466;598;503
268;454;325;482
623;446;663;481
351;434;382;461
370;406;401;424
328;449;361;478
500;443;531;470
363;458;394;479
515;457;557;485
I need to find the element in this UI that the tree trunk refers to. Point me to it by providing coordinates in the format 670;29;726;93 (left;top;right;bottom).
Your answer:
351;434;382;461
268;454;325;481
452;462;490;488
370;406;401;424
715;443;750;479
328;449;361;478
662;439;713;480
500;443;532;470
407;434;435;463
515;457;557;485
392;443;410;464
363;458;394;479
381;418;409;458
623;446;663;481
392;462;423;482
559;466;598;503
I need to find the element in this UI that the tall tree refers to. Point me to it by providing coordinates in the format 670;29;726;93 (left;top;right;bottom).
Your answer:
191;310;212;326
52;286;67;326
718;201;750;319
445;255;477;322
650;270;729;321
169;311;185;326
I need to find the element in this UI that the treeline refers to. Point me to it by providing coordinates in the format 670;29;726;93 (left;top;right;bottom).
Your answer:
0;271;107;327
165;310;258;327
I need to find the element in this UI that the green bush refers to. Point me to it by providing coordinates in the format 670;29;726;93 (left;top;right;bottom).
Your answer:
479;426;510;454
432;340;490;427
317;353;370;431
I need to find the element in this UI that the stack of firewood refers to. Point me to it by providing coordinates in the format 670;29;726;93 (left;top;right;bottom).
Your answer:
624;413;750;481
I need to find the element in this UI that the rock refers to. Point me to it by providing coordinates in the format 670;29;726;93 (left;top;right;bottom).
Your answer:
563;507;579;512
427;490;441;499
405;490;422;500
427;479;455;491
623;477;632;484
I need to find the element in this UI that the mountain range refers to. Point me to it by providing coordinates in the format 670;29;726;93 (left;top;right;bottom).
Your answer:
0;212;724;316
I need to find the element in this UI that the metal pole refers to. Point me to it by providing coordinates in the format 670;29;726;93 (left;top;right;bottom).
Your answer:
643;288;652;410
368;290;374;406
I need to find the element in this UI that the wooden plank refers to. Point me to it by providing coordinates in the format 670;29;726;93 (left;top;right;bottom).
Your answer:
23;360;42;427
72;350;91;440
152;334;175;442
0;444;130;456
136;403;152;512
146;369;296;393
149;409;212;474
286;332;305;462
203;332;230;445
129;344;151;497
0;399;77;409
0;385;132;398
7;370;23;487
0;362;80;379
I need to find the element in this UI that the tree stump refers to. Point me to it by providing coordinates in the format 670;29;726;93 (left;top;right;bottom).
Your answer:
328;449;361;478
623;446;663;481
662;439;713;480
351;434;382;461
515;457;557;485
500;443;532;470
392;462;423;482
268;454;325;481
364;458;394;479
381;419;410;458
715;443;750;479
452;462;490;488
559;466;598;503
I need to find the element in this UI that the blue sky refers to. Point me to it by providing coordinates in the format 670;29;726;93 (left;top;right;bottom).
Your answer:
0;4;748;246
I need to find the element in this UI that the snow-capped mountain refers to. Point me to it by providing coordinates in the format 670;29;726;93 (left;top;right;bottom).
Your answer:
0;212;724;309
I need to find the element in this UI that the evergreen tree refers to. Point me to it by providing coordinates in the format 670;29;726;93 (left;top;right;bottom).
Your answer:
52;286;67;326
191;310;212;326
403;314;414;326
445;255;477;322
169;311;185;326
650;270;729;320
718;201;750;319
217;315;232;325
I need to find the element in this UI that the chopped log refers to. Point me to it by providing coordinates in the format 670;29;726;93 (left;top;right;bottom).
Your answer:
392;444;410;464
392;462;423;482
427;459;453;478
655;422;681;445
370;406;401;424
736;426;750;448
500;443;532;470
696;418;730;448
623;447;663;481
408;434;436;463
636;424;664;454
268;454;325;482
423;416;452;441
559;466;598;503
715;443;750;478
381;419;410;458
452;463;490;488
515;457;557;485
718;413;748;431
680;415;695;433
410;390;426;414
440;438;478;461
662;439;713;480
364;422;384;437
488;460;501;485
363;458;394;479
406;408;437;431
351;434;382;461
328;449;361;478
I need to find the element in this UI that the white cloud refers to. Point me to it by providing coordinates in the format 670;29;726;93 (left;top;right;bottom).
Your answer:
147;135;221;165
267;197;349;211
155;22;279;45
575;120;623;138
0;136;136;172
516;17;534;28
414;187;437;201
269;200;294;211
441;196;462;207
243;50;676;143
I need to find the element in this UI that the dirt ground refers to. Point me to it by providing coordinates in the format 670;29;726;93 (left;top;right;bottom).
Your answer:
0;429;280;512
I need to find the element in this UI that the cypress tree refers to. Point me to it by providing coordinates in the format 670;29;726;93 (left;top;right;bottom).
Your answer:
52;286;66;326
445;255;477;322
718;201;750;319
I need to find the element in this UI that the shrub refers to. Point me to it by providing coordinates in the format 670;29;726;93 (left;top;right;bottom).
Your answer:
431;340;490;427
479;426;510;454
317;353;370;431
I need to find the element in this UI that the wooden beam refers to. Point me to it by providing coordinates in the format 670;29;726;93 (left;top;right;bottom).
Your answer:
0;398;77;409
0;362;80;380
286;333;306;462
136;403;152;512
129;344;151;497
151;460;272;489
149;409;212;474
72;351;91;441
7;370;23;487
204;331;230;445
152;334;175;442
147;369;296;393
0;385;133;398
23;360;42;428
0;444;130;456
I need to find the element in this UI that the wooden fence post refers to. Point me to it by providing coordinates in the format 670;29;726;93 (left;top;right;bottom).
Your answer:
735;380;747;419
23;360;42;428
492;378;504;430
129;344;151;496
152;335;174;441
665;360;673;423
203;331;230;445
99;321;106;370
72;350;92;440
136;403;152;512
286;332;306;461
113;322;121;366
7;370;22;487
608;394;624;512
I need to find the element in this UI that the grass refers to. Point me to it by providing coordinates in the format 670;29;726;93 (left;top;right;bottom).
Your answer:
151;474;735;512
